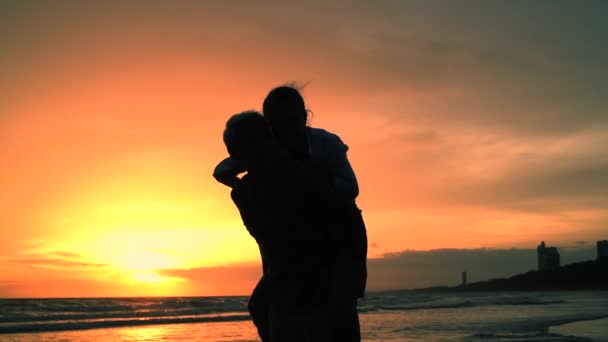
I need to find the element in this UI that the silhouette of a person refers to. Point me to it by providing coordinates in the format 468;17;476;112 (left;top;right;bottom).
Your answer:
223;111;338;341
215;86;367;342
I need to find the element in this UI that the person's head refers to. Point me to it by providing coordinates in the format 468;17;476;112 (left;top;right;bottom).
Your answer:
262;85;308;147
223;111;272;162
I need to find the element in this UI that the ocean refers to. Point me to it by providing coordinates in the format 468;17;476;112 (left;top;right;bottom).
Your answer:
1;291;607;341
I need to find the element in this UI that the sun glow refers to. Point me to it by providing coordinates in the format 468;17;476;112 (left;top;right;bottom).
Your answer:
13;164;263;296
124;249;178;271
37;165;261;268
131;271;170;284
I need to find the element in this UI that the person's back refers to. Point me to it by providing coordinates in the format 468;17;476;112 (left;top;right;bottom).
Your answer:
232;164;334;297
224;111;337;341
261;85;366;342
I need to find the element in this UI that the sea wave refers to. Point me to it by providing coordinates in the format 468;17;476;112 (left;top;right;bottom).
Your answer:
0;307;247;324
0;297;248;323
359;300;476;313
0;313;251;334
358;294;567;313
0;293;583;335
467;331;591;341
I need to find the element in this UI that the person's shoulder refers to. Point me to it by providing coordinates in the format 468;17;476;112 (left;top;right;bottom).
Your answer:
307;127;348;153
308;127;343;143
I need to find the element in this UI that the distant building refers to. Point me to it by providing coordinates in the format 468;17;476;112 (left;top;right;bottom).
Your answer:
461;271;467;288
598;240;608;260
537;241;560;271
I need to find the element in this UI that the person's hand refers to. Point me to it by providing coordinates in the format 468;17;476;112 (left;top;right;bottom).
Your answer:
213;157;247;188
218;175;239;189
230;176;243;192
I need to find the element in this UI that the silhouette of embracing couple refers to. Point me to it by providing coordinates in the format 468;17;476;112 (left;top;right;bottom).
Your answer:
213;85;367;342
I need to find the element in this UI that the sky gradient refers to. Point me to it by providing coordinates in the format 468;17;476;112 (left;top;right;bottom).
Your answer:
1;0;607;297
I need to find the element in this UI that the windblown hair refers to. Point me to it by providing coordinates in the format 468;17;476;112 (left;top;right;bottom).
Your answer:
262;84;310;126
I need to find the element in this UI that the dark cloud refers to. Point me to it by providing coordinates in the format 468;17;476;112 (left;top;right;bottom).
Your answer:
448;160;608;212
3;0;606;136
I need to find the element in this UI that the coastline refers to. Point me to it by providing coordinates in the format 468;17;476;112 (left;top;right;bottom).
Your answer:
549;317;608;341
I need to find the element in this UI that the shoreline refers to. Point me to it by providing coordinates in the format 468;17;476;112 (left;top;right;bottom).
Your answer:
549;317;608;341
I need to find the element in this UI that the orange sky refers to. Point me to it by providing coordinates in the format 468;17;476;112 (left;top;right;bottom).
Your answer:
1;1;607;297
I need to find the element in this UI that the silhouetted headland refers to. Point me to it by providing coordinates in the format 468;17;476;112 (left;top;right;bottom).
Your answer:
414;258;608;292
397;240;608;292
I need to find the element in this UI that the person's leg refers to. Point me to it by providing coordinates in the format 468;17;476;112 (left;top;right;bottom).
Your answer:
345;301;361;342
269;305;332;342
327;245;361;342
249;278;271;341
302;306;331;342
269;303;307;342
328;300;360;342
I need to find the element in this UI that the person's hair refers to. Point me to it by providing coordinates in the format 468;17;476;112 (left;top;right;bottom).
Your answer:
223;111;270;158
262;84;308;126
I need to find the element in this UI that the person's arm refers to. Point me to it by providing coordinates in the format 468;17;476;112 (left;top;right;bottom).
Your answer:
266;146;343;211
213;157;247;188
325;134;359;201
230;177;267;241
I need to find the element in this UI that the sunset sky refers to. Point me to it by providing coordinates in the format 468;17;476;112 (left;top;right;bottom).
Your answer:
1;1;607;297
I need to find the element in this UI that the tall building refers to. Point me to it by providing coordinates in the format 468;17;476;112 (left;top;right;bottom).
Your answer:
537;241;560;271
597;240;608;260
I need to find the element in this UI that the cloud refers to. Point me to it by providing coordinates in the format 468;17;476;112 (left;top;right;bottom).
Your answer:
159;266;262;282
51;251;80;258
156;246;598;293
158;266;262;295
9;251;107;269
10;258;107;268
443;150;608;213
1;0;607;279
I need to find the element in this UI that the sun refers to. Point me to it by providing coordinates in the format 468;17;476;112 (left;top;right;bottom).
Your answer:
124;249;177;271
127;270;188;296
131;271;168;284
130;271;187;289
